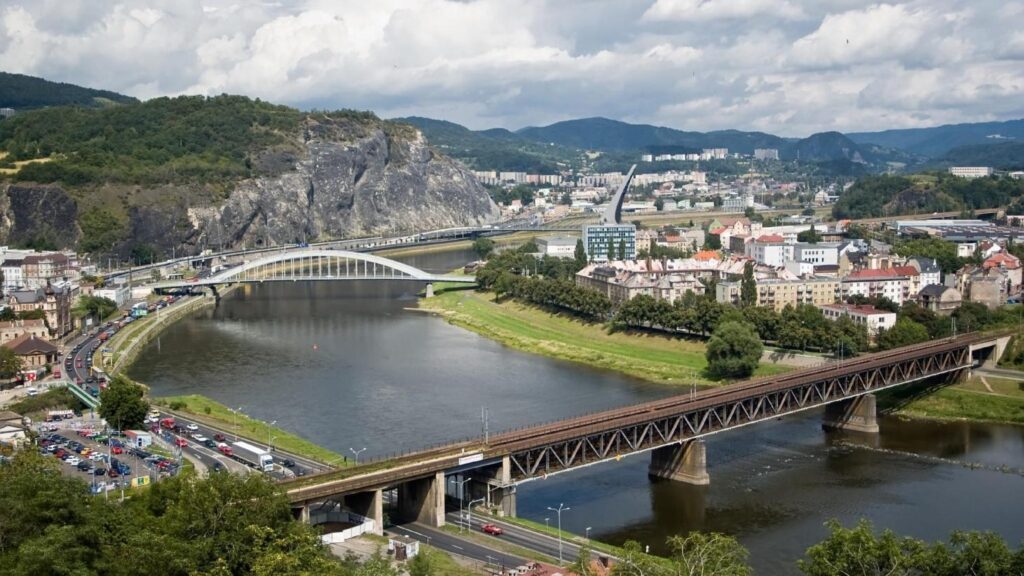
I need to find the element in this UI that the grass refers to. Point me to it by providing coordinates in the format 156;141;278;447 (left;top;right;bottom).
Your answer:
152;394;344;464
495;515;626;560
420;289;789;386
7;387;86;417
415;545;481;576
897;375;1024;425
0;151;52;175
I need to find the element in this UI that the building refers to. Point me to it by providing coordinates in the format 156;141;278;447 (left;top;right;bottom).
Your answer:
0;410;28;449
718;277;841;312
0;319;48;345
747;235;792;267
1;255;26;292
0;108;14;119
907;257;942;287
793;243;839;266
721;195;754;211
956;265;1009;309
576;265;705;305
949;166;994;178
818;304;896;337
917;285;962;314
583;224;637;261
982;252;1022;293
635;229;659;253
22;253;72;289
2;333;58;368
93;285;131;308
536;237;578;259
754;148;779;161
6;285;73;338
841;268;911;304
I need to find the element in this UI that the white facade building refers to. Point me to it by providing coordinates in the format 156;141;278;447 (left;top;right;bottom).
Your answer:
818;304;897;337
949;166;994;178
754;148;779;161
793;243;839;266
536;237;579;258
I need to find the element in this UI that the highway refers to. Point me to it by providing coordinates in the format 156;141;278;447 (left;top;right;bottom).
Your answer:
389;523;525;571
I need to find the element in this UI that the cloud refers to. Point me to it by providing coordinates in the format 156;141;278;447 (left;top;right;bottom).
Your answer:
0;0;1019;135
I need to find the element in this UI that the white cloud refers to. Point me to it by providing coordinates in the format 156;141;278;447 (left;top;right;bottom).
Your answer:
0;0;1019;135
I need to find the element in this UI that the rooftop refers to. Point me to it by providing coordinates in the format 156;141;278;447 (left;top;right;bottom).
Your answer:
819;303;894;316
2;333;57;355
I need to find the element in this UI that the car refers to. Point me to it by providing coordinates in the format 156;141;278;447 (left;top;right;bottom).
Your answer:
107;468;119;478
111;446;123;454
77;461;91;471
212;462;225;472
46;444;57;453
93;468;107;476
192;434;208;443
282;459;296;468
174;438;188;448
213;433;226;442
481;524;503;536
186;423;199;432
203;439;217;449
295;468;307;477
66;456;81;466
76;377;84;385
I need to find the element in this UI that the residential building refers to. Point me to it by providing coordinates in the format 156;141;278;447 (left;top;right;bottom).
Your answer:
721;195;754;211
956;265;1009;309
22;253;72;289
949;166;994;178
754;148;779;161
6;284;73;337
0;319;48;344
793;242;839;266
818;304;896;337
1;258;24;291
575;265;704;305
0;108;14;119
718;277;841;311
746;234;792;267
2;333;58;368
918;285;962;314
982;252;1022;293
536;237;578;258
0;410;28;449
841;268;911;304
907;257;942;288
635;229;659;253
583;224;637;262
93;285;131;308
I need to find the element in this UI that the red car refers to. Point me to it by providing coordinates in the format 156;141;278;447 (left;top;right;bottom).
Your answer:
111;446;123;455
481;524;503;536
175;438;188;448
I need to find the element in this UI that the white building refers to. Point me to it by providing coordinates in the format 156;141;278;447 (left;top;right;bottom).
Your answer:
949;166;994;178
93;285;131;308
793;243;839;266
818;303;897;337
754;148;779;161
536;237;579;258
746;234;793;267
841;269;911;304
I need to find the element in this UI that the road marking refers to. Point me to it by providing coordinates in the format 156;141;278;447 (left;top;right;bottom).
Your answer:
451;545;463;551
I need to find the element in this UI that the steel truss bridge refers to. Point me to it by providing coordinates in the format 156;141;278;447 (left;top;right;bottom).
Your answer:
284;331;1009;504
152;248;475;289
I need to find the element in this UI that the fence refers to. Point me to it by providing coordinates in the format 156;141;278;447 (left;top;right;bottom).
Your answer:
314;508;376;544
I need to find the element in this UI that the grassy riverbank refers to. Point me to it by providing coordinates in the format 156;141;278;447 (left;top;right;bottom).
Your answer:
895;374;1024;425
152;394;345;464
419;288;788;385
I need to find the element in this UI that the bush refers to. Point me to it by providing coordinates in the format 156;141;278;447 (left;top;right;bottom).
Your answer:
706;321;763;379
170;400;187;410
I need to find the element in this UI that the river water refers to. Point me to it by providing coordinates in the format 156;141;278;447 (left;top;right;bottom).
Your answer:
130;248;1024;573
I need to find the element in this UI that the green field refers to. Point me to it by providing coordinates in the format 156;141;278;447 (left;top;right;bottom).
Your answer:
152;394;345;464
897;375;1024;425
420;289;788;385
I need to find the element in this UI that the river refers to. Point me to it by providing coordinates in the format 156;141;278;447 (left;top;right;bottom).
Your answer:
130;248;1024;573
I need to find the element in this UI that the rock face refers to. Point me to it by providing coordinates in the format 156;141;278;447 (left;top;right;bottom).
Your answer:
0;116;499;254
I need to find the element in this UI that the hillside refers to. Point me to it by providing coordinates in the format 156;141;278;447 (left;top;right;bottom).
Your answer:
831;173;1024;220
0;72;137;110
847;119;1024;158
937;141;1024;170
394;116;577;173
0;96;498;256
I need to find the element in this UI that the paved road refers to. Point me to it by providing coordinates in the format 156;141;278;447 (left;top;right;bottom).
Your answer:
389;523;524;571
445;511;602;564
975;367;1024;380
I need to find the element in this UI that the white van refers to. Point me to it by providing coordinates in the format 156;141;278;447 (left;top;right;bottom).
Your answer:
26;387;38;396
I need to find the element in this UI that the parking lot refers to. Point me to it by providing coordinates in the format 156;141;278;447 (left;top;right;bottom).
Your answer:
38;426;182;494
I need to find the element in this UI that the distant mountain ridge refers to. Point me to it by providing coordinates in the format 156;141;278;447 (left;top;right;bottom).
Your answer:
847;119;1024;158
0;72;137;110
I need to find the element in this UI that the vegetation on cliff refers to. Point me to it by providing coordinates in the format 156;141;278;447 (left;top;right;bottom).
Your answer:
832;173;1024;220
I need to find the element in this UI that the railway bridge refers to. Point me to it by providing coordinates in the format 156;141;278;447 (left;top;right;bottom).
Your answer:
283;331;1011;533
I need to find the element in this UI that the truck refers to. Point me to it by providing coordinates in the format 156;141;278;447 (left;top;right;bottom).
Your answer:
160;417;176;430
231;441;274;472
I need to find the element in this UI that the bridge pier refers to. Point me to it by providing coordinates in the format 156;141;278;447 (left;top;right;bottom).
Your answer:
823;393;879;434
346;489;384;535
491;455;517;517
397;472;446;527
425;283;434;298
648;440;709;485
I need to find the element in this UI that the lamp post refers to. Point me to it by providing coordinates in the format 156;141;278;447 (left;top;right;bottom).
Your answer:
546;503;571;564
349;446;367;464
452;476;472;532
267;420;277;449
586;526;592;542
468;498;485;534
233;406;245;442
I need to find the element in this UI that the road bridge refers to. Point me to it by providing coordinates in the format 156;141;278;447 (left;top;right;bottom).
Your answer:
283;331;1011;532
150;248;475;294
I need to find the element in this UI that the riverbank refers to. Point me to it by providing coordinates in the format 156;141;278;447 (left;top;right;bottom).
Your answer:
419;288;789;385
151;394;344;464
895;374;1024;425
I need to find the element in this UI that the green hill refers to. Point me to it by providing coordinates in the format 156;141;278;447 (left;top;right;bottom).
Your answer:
937;141;1024;170
832;173;1024;220
0;72;137;110
847;119;1024;158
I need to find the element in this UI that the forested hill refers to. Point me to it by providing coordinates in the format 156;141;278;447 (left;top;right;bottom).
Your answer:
831;173;1024;220
0;72;137;110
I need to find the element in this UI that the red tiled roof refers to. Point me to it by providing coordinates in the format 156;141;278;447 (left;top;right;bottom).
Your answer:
984;253;1021;269
709;227;727;235
694;250;720;261
890;266;919;276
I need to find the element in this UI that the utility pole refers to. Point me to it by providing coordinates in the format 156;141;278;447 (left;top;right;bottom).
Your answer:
481;406;489;445
453;476;472;532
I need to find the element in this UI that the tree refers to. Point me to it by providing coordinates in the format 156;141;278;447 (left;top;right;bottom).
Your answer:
618;239;626;261
614;533;751;576
471;237;495;259
98;376;150;430
0;346;24;379
876;317;929;351
72;295;118;323
800;520;925;576
574;239;588;270
654;197;665;211
797;224;821;244
740;262;757;307
0;307;14;321
706;321;763;379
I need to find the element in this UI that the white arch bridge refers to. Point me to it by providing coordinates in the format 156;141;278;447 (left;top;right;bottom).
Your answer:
151;248;476;291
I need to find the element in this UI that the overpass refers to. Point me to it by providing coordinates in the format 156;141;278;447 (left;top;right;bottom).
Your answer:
150;248;475;294
282;331;1011;531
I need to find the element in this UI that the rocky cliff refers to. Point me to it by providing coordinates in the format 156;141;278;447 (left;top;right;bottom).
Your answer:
0;115;499;255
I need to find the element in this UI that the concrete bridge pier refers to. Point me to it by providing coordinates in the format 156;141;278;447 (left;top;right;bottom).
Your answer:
648;440;710;485
397;472;446;527
345;489;384;535
823;393;879;434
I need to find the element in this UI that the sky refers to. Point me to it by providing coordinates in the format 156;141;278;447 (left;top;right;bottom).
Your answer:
1;0;1022;136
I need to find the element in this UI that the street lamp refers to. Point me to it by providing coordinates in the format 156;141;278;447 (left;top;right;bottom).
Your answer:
545;517;550;528
468;497;485;534
269;435;278;451
267;420;276;449
452;476;472;532
349;446;367;464
586;526;592;541
546;503;571;564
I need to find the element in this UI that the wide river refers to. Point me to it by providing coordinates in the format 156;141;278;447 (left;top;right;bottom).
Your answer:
131;248;1024;573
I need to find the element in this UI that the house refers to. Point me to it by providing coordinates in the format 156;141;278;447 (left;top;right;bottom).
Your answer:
818;303;897;337
908;257;942;287
957;265;1009;309
22;253;72;288
0;319;48;344
2;333;59;368
841;268;911;305
918;285;962;314
982;253;1022;294
0;410;28;448
746;235;792;267
6;284;73;337
1;258;24;291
